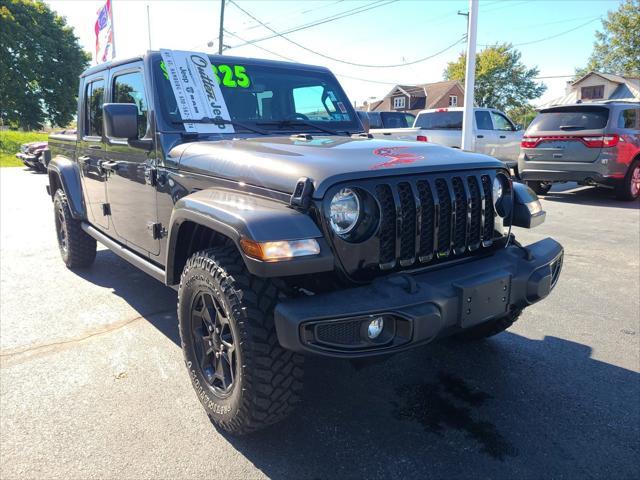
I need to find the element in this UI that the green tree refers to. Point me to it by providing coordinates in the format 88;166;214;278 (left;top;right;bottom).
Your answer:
0;0;90;130
444;43;546;111
506;104;537;130
576;0;640;77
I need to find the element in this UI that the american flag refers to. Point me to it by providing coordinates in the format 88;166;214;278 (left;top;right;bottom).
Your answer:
95;0;115;64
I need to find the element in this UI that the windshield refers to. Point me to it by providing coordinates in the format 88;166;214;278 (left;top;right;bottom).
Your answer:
528;106;609;132
414;111;462;129
154;56;360;134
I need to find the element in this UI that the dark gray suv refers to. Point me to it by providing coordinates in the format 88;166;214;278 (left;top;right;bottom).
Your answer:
518;102;640;200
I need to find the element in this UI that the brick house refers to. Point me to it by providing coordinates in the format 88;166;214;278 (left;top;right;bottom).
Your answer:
365;80;465;116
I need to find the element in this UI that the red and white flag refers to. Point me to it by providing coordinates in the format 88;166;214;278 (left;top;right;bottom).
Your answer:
94;0;115;64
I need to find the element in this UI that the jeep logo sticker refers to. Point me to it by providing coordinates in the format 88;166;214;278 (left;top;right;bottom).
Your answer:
160;49;234;134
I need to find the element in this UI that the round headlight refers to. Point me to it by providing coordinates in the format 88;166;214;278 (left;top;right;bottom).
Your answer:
492;176;504;207
492;174;512;218
329;188;361;235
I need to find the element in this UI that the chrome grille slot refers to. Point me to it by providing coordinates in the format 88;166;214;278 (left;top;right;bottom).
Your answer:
435;179;452;257
480;175;495;245
452;177;467;254
467;176;482;249
376;184;396;268
397;182;416;265
416;180;434;262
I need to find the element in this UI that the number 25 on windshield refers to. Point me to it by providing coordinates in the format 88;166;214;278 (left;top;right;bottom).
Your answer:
212;65;250;88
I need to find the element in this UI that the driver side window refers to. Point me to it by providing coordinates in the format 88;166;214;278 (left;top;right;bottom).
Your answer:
491;112;515;131
292;85;339;121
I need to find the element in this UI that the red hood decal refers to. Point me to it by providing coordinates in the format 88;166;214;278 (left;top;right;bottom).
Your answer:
370;146;425;170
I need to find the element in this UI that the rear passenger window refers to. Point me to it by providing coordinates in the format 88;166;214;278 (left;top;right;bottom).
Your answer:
113;71;149;138
619;109;639;129
85;80;105;137
475;111;493;130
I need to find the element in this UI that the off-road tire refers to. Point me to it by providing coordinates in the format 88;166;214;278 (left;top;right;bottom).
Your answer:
525;180;552;196
53;189;96;268
177;246;303;435
615;159;640;201
455;309;522;340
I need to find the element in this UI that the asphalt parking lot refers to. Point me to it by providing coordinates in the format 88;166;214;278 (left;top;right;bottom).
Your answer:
1;167;638;479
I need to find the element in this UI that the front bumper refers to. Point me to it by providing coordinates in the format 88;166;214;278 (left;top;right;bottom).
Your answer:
16;152;39;167
275;238;563;358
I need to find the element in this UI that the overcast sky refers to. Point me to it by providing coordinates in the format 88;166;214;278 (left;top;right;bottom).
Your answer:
46;0;619;107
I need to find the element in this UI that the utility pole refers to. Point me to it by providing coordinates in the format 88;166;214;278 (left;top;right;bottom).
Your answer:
461;0;478;151
146;5;152;51
218;0;226;55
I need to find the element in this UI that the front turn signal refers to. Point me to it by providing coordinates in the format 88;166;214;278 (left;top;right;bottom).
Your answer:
240;238;321;262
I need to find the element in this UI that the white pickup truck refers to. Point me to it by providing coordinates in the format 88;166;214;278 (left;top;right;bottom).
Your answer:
369;107;523;167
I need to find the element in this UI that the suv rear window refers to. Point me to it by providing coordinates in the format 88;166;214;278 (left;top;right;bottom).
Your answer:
415;111;462;129
528;106;609;133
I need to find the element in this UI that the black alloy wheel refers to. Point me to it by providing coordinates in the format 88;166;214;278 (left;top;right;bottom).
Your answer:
189;290;237;396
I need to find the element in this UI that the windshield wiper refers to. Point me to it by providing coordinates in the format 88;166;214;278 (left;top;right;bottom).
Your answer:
559;125;585;131
171;117;268;135
256;119;350;136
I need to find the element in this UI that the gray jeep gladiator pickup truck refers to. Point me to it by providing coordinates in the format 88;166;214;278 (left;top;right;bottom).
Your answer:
47;50;563;434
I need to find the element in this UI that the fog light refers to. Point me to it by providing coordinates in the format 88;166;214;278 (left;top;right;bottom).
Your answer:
367;317;384;339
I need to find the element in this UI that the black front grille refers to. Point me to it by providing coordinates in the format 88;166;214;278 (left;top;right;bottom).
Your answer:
372;173;496;270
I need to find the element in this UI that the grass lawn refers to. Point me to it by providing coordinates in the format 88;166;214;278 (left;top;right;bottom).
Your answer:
0;130;48;167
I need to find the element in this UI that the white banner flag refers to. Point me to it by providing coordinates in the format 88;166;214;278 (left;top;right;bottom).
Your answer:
160;49;234;134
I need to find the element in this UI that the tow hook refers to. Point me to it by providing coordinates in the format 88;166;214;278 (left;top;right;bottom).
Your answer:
375;273;419;294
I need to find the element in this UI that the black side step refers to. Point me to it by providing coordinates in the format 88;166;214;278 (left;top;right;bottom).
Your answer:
81;223;176;290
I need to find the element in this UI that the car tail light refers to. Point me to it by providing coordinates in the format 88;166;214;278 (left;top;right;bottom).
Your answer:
417;135;428;142
436;108;448;112
521;137;539;148
521;134;620;149
582;134;619;148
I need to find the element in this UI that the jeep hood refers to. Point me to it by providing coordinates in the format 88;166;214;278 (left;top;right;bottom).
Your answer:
174;135;504;198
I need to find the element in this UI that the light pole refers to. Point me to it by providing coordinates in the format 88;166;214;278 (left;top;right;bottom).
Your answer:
461;0;478;151
218;0;226;55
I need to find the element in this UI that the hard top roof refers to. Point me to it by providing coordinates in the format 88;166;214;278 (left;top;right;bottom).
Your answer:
80;51;331;78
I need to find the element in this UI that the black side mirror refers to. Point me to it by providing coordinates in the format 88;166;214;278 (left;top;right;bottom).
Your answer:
515;124;523;131
104;103;139;140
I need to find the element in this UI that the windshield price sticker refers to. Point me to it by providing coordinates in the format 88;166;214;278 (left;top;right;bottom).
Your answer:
212;64;251;88
160;49;234;134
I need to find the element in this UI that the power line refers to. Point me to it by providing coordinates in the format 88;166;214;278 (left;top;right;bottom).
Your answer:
228;0;466;68
239;0;346;33
225;29;419;86
228;0;397;48
480;16;601;47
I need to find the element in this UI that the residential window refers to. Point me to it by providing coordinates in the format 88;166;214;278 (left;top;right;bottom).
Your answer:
113;71;149;138
581;85;604;100
84;79;105;137
393;96;406;109
449;95;458;107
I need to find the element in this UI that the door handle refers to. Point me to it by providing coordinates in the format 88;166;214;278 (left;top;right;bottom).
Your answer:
88;144;102;150
499;135;506;139
101;160;120;171
476;135;484;138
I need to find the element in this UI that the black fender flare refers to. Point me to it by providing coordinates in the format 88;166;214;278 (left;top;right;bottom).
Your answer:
165;188;334;283
47;156;86;220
